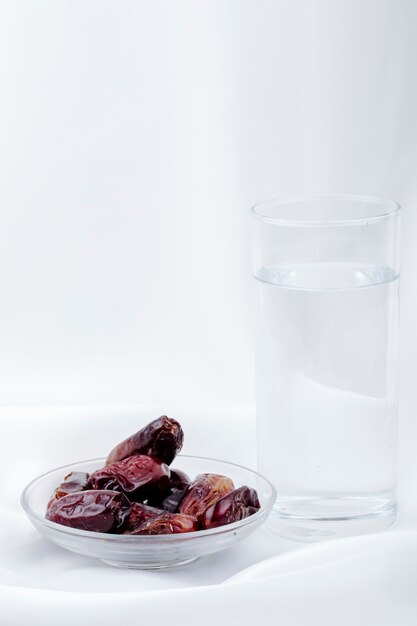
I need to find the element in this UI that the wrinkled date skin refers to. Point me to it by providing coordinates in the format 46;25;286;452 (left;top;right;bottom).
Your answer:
126;502;162;532
106;416;184;466
179;473;235;520
90;455;171;500
200;486;261;529
55;471;91;499
46;490;131;532
125;512;199;535
47;471;91;510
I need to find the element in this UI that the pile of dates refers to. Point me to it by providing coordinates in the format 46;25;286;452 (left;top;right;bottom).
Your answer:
46;416;261;535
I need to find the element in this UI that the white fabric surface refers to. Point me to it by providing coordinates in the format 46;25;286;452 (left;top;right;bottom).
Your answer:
1;405;417;625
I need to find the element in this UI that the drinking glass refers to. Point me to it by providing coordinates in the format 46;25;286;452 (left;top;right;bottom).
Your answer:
251;195;401;540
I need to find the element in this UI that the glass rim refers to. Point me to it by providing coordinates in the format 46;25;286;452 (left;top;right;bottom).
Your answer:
250;194;401;227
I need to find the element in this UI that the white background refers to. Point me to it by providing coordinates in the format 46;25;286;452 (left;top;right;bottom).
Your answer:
0;1;416;506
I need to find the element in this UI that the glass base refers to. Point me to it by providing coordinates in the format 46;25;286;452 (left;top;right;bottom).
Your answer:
100;557;199;569
266;494;397;542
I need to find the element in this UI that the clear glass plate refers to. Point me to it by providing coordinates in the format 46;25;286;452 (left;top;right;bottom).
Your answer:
21;455;276;569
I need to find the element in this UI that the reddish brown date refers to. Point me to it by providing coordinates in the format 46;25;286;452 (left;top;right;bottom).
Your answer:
125;512;199;535
47;471;91;510
169;469;190;491
46;490;131;532
179;473;235;519
126;502;162;532
90;455;171;500
200;486;261;529
157;488;188;513
146;468;190;512
106;416;184;466
55;471;90;499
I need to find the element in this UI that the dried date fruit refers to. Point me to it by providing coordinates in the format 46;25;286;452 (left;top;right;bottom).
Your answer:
179;473;235;519
43;416;263;535
200;486;260;529
147;487;188;513
46;490;131;532
126;502;162;532
106;416;184;465
125;512;199;535
146;468;190;511
55;471;90;499
47;471;91;511
169;468;190;491
158;487;188;513
90;455;170;500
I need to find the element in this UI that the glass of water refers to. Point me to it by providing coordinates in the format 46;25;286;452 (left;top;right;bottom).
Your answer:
251;195;401;540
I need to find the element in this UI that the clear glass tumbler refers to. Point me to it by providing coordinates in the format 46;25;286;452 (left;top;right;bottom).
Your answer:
251;196;401;540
